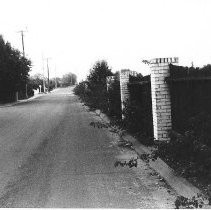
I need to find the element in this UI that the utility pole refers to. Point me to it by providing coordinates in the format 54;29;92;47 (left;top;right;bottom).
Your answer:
191;61;194;68
46;57;53;92
47;58;50;92
18;30;28;98
20;31;25;57
42;54;46;93
54;65;57;88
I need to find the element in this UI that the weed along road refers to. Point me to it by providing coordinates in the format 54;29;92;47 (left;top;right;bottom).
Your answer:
0;87;177;208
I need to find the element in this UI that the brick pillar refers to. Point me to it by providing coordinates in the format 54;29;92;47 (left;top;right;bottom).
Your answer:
150;57;178;141
120;69;130;119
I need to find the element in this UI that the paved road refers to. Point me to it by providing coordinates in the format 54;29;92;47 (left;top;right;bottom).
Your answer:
0;87;176;208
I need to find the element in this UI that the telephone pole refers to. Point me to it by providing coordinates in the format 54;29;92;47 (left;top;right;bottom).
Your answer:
47;58;50;92
46;58;52;92
54;65;57;88
42;55;46;93
20;31;25;57
18;30;28;98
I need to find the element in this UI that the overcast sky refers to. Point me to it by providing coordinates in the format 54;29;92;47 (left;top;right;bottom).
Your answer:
1;0;211;81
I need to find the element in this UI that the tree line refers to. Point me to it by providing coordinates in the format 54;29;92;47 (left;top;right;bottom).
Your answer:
0;35;77;102
0;35;31;102
29;72;77;93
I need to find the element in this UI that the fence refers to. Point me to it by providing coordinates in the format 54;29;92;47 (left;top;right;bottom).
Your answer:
106;57;211;142
127;75;153;137
106;58;178;141
106;75;122;119
167;64;211;133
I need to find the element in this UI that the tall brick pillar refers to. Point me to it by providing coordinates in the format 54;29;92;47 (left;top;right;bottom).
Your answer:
150;57;178;141
120;69;130;119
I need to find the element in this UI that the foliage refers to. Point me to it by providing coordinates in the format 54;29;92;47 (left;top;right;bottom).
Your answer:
28;73;45;90
86;60;113;112
74;60;113;112
154;131;211;179
137;112;211;204
114;157;138;168
169;64;211;79
142;60;150;65
129;73;143;82
73;81;88;100
122;99;153;138
150;114;211;202
117;139;134;150
54;77;62;87
168;64;211;133
122;75;154;145
175;194;205;209
0;35;31;102
107;72;122;119
89;121;109;129
61;73;77;87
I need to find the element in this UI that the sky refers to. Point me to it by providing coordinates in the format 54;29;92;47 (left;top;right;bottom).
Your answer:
1;0;211;82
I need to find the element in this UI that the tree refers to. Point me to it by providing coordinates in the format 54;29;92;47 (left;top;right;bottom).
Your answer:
27;73;46;96
86;60;113;111
61;73;77;87
29;73;44;89
0;35;31;102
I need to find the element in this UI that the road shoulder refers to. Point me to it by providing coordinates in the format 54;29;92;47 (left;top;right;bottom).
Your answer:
94;109;210;207
0;93;45;108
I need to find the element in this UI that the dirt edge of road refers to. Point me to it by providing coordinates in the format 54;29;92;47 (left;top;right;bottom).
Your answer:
94;109;210;206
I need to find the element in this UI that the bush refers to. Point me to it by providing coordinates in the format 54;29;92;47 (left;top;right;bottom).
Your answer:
154;112;211;180
74;60;113;112
122;99;154;145
107;73;121;119
73;81;90;103
121;74;154;145
0;35;31;102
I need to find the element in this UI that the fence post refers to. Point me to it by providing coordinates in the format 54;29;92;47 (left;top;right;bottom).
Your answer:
150;57;179;141
120;69;130;119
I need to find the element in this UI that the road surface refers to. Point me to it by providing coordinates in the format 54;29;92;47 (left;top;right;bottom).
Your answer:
0;87;177;208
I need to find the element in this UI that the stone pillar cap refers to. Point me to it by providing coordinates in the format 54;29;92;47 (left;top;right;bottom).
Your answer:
150;57;179;64
121;69;130;73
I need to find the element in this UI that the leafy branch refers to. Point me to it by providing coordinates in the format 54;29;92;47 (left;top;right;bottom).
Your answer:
142;60;150;65
114;157;138;168
175;194;208;209
89;121;109;129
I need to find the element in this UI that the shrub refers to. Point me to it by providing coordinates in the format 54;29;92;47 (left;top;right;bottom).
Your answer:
154;112;211;179
121;74;154;145
122;99;154;145
74;60;113;112
0;35;31;102
107;73;121;119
